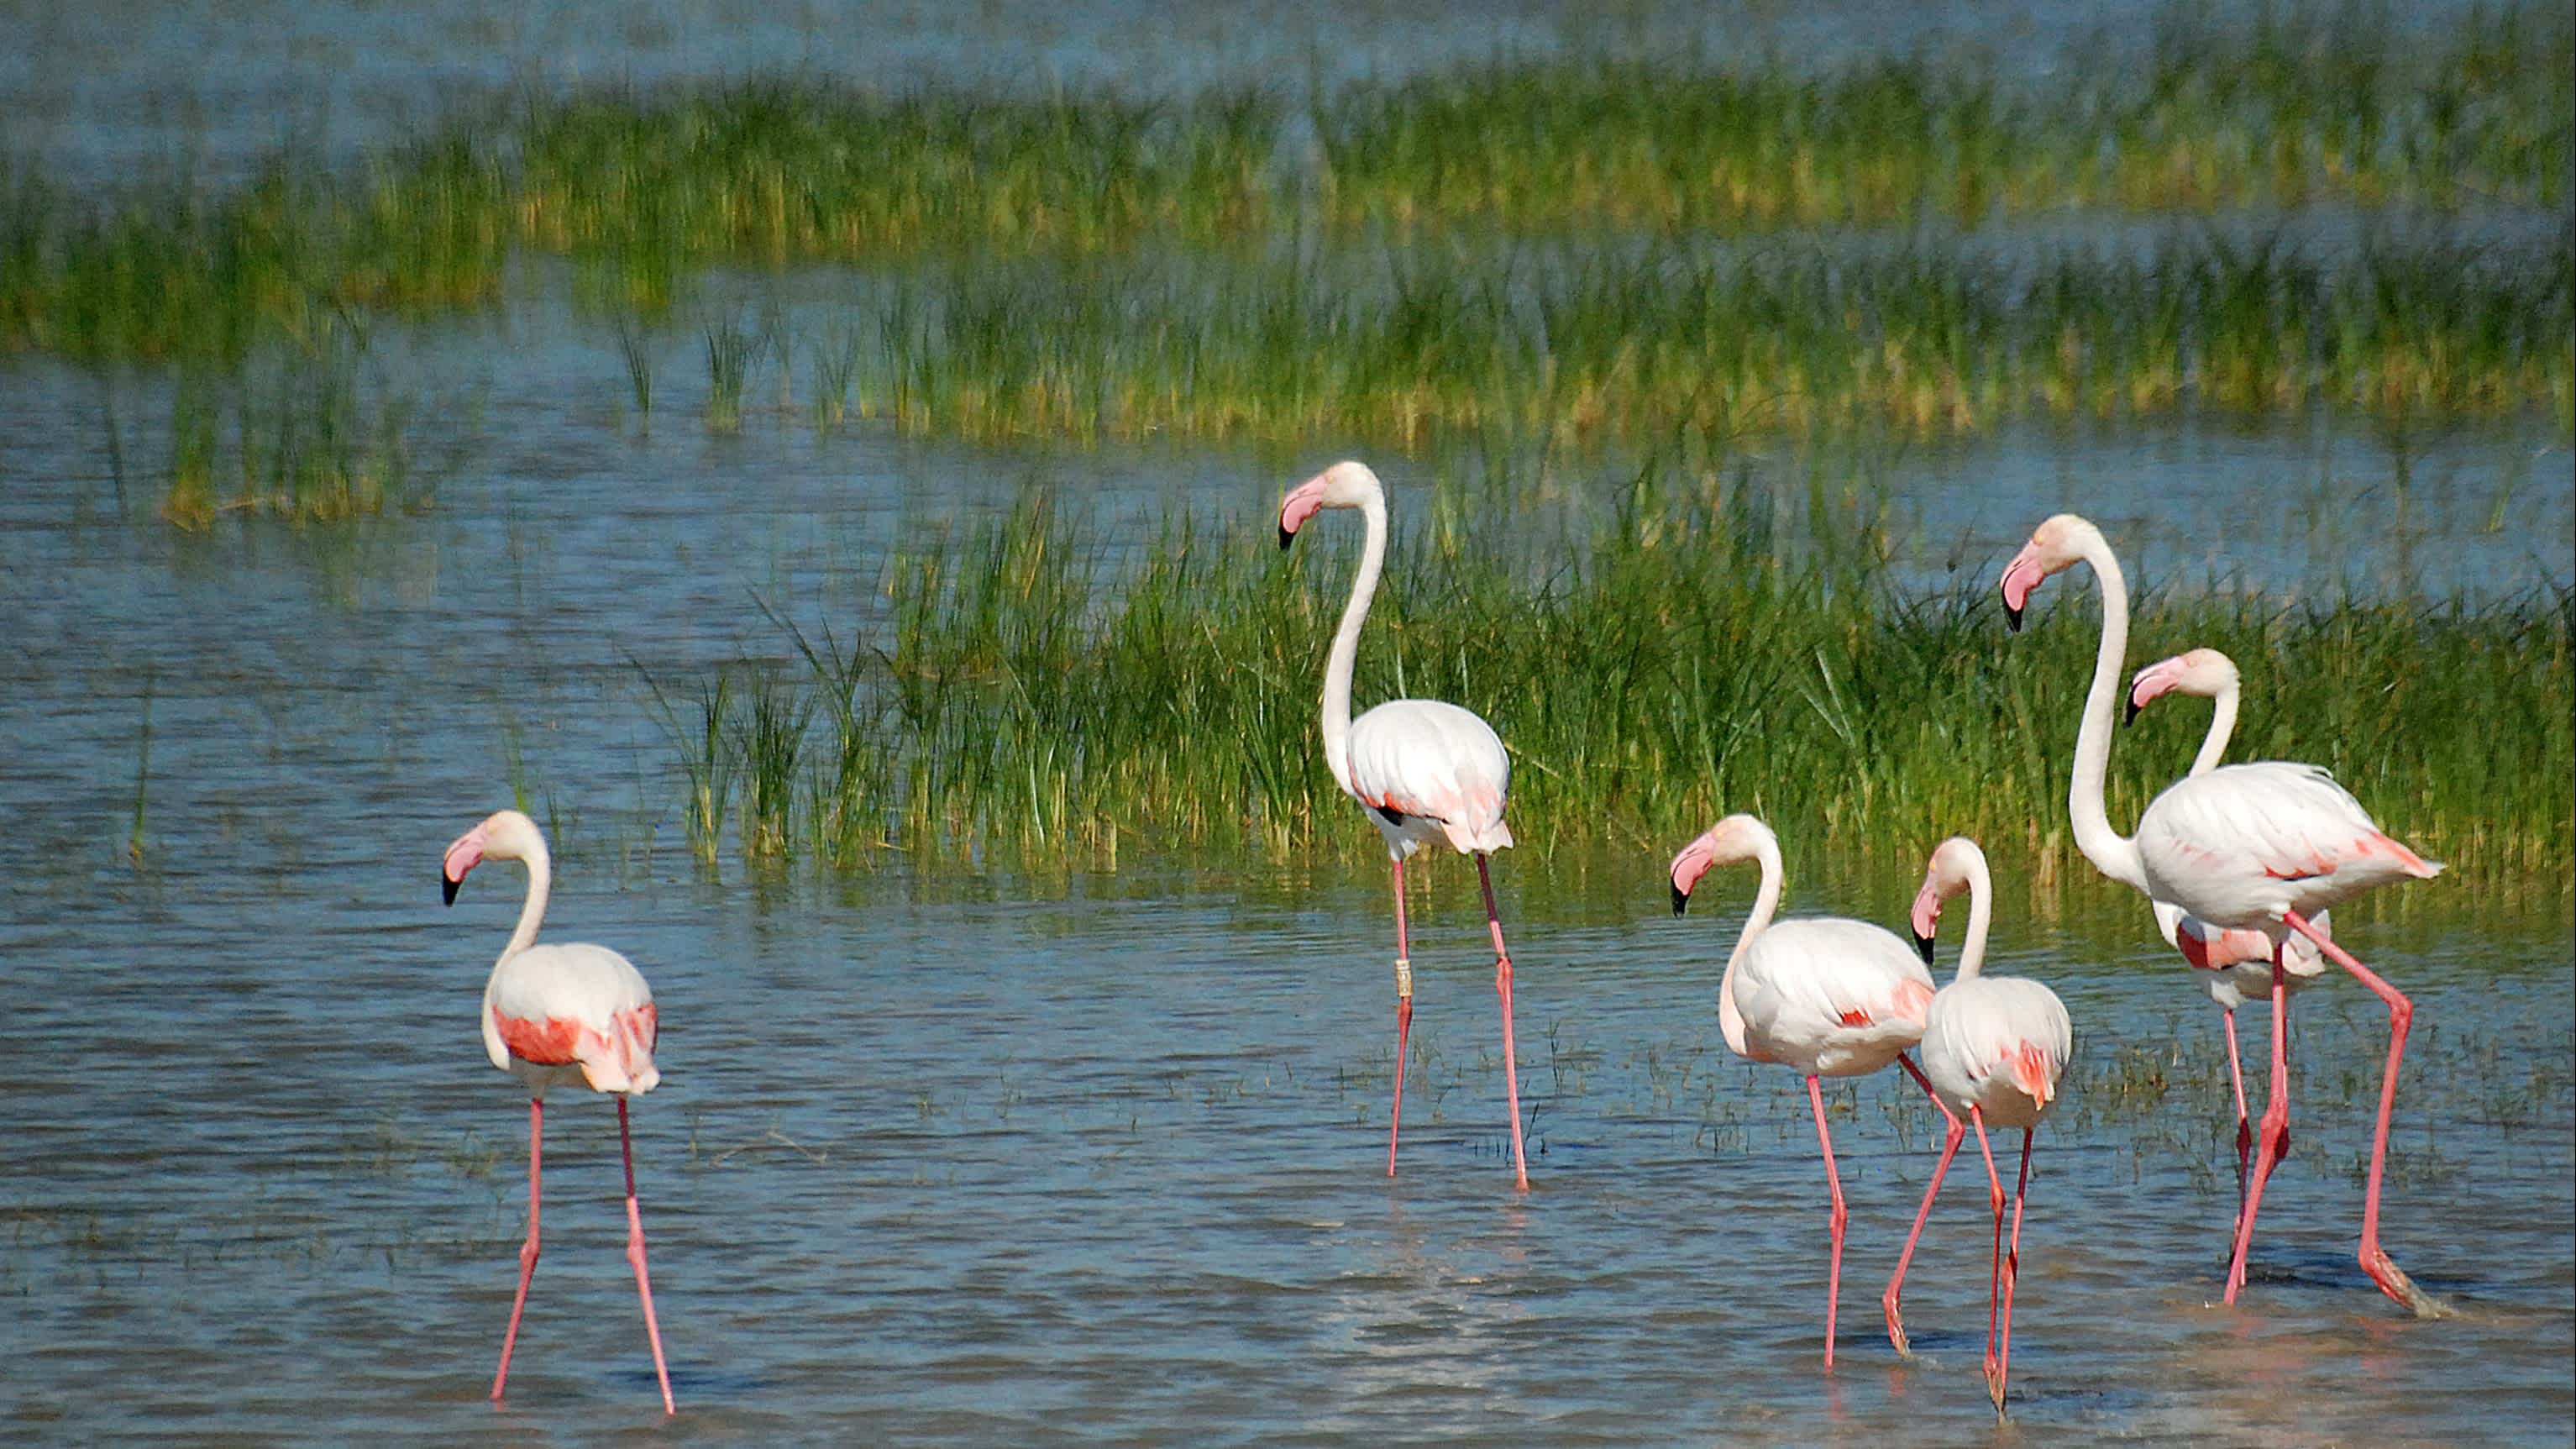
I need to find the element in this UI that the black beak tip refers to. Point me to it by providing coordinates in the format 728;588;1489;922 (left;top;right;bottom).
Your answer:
1277;525;1294;552
2122;697;2142;727
442;874;461;906
2003;602;2024;633
1670;885;1691;917
1914;931;1935;966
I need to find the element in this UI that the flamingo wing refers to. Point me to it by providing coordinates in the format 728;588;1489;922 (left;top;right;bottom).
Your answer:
1346;699;1514;853
485;943;662;1094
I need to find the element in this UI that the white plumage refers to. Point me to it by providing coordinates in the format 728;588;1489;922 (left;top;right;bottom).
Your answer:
1278;459;1530;1191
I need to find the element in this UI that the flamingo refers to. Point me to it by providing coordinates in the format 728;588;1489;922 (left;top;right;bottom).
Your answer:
1277;459;1530;1192
1879;837;2071;1413
2000;515;2447;1317
442;808;677;1414
1668;813;1939;1368
2127;647;2331;1212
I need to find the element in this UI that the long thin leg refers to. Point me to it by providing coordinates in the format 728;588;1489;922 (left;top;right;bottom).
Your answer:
492;1097;543;1403
2223;954;2291;1303
1991;1129;2034;1413
1971;1108;2006;1402
619;1097;677;1416
1475;853;1529;1194
1388;857;1414;1178
1807;1074;1848;1369
2222;1005;2253;1224
2283;909;2449;1319
1883;1105;1966;1358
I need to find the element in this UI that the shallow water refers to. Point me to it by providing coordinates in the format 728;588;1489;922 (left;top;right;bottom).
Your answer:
3;333;2573;1445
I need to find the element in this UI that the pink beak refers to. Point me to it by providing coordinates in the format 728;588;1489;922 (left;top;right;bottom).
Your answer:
1998;542;2049;632
2126;656;2187;725
1668;836;1718;916
1909;885;1943;964
1278;478;1329;549
442;826;486;905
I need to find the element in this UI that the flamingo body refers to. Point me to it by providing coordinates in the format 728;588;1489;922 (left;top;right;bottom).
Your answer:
1920;977;2070;1131
2134;763;2442;932
1346;698;1514;858
485;944;662;1096
1732;918;1937;1076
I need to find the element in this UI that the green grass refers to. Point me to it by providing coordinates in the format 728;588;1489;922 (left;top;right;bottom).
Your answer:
0;3;2565;370
860;231;2573;448
651;459;2574;894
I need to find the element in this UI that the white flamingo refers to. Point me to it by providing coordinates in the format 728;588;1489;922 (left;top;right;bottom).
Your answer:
1878;837;2071;1413
442;808;677;1414
2127;647;2330;1209
2000;514;2447;1317
1278;460;1530;1191
1669;814;1939;1368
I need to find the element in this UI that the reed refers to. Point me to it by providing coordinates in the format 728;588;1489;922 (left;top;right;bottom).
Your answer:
650;462;2574;891
155;330;425;529
855;230;2574;449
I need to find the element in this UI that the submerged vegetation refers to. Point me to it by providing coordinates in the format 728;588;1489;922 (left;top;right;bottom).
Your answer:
654;461;2573;888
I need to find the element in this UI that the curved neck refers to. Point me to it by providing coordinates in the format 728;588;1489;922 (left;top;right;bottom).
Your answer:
2189;680;2240;777
1951;854;1995;984
1318;493;1388;791
501;841;552;961
2066;538;2149;893
1715;833;1783;1056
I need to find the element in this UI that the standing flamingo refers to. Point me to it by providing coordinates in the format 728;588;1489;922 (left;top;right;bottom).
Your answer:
1879;837;2071;1412
2127;647;2330;1213
1277;460;1531;1191
1669;814;1939;1368
442;808;677;1414
2000;515;2447;1317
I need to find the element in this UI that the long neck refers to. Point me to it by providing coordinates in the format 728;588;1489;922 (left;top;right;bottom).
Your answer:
501;841;552;961
1318;494;1388;792
2189;679;2240;777
1951;854;1995;984
2066;539;2150;893
1715;834;1783;1057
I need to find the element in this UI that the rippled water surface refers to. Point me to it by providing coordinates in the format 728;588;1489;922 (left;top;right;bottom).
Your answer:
3;349;2572;1445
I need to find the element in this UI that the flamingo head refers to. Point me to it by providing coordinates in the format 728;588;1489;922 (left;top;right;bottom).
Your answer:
1998;513;2104;633
1277;460;1384;550
1911;835;1986;965
2125;647;2238;727
1668;813;1771;916
443;809;544;905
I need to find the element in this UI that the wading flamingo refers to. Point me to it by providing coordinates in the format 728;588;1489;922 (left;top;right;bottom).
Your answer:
2000;515;2447;1317
442;808;677;1414
2127;647;2330;1213
1278;460;1530;1192
1879;837;2070;1413
1669;814;1939;1368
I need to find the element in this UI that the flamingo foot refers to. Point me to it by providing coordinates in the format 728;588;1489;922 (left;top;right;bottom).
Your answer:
2364;1247;2453;1320
1985;1357;2008;1414
1883;1295;1912;1361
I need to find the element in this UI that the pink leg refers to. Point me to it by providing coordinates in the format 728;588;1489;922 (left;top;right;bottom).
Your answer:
1807;1074;1848;1369
1882;1100;1965;1358
2283;910;2449;1319
1970;1108;2006;1401
2223;954;2291;1303
492;1098;543;1403
1476;854;1529;1194
1388;858;1413;1178
2221;1005;2252;1224
1991;1129;2034;1413
619;1097;677;1415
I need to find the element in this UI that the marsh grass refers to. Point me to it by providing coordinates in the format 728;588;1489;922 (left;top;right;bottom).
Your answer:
651;461;2573;890
1;3;2566;366
155;329;427;529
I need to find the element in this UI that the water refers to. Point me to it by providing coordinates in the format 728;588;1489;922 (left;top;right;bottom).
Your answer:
3;3;2571;1441
2;340;2572;1441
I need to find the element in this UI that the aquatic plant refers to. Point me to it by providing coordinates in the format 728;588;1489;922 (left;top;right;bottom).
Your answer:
648;460;2575;890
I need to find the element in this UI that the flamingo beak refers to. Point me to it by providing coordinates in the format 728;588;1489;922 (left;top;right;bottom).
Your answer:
1913;930;1935;966
1998;543;2048;633
443;873;463;906
2122;696;2141;727
442;826;486;906
1671;882;1691;917
1909;890;1942;965
1278;478;1328;551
